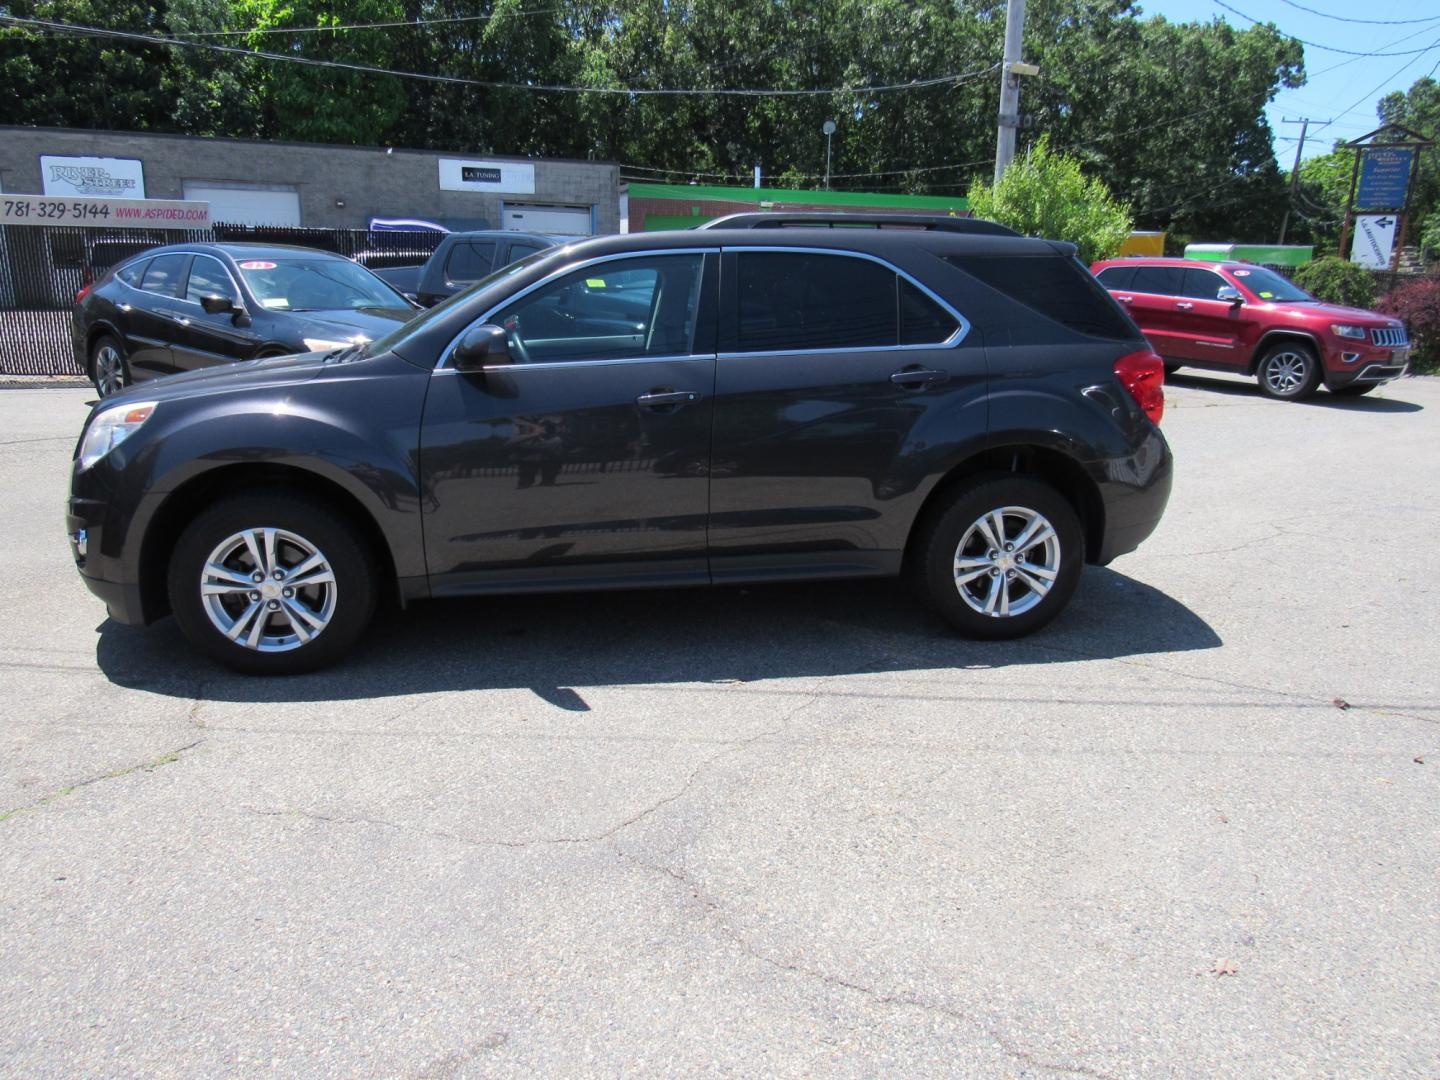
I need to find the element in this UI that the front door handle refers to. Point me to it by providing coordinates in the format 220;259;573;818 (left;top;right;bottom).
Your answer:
890;367;949;389
636;389;698;409
1115;295;1133;304
1175;302;1194;311
168;313;192;326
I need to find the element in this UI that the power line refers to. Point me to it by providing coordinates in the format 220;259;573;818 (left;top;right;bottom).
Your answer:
174;7;565;36
0;15;999;97
1212;1;1440;55
1312;37;1440;132
1273;0;1440;25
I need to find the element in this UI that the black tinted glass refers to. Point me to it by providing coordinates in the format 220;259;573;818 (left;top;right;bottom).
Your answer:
899;279;959;344
1095;265;1136;290
947;255;1137;340
495;253;704;363
446;242;496;283
186;256;236;303
117;259;148;287
509;242;547;260
1181;268;1228;300
1129;266;1185;296
140;254;188;297
737;252;897;351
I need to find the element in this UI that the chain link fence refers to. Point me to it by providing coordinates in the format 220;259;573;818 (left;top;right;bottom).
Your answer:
0;224;443;377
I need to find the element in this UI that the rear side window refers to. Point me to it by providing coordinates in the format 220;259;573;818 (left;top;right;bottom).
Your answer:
139;254;188;297
117;259;148;287
445;241;496;284
1094;265;1136;290
736;252;897;352
1129;266;1185;297
947;255;1137;340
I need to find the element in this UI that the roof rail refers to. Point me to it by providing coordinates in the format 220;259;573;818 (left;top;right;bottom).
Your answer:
695;211;1019;237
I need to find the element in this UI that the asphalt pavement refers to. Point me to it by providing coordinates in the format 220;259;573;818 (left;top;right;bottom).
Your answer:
2;371;1437;1078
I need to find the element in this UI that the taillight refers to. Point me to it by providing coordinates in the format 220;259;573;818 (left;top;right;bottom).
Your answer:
1114;349;1165;425
75;283;92;305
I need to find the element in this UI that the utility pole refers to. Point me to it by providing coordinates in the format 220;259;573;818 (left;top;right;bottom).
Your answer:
1277;116;1329;244
993;0;1036;185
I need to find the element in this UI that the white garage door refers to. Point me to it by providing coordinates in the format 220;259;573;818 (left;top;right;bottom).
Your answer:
503;204;591;235
182;182;301;227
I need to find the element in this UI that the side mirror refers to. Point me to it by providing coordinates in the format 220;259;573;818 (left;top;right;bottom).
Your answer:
1216;286;1243;305
452;323;512;371
200;294;240;315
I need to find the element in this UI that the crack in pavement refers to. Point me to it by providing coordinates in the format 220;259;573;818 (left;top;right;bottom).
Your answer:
0;738;205;823
617;849;1118;1080
245;684;824;849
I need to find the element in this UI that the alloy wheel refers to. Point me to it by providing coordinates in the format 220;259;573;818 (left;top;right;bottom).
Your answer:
1263;350;1310;396
199;527;337;652
94;344;126;397
952;506;1061;618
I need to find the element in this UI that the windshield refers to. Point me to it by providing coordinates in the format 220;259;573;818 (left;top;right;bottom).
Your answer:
237;257;402;312
364;245;564;357
1228;265;1314;303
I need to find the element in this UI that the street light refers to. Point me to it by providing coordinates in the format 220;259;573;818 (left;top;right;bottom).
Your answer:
823;119;837;190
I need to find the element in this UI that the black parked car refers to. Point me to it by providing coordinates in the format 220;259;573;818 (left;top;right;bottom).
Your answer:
73;242;418;397
372;230;569;307
67;221;1172;674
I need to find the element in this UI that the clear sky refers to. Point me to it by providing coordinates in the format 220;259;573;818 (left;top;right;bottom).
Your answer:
1135;0;1440;161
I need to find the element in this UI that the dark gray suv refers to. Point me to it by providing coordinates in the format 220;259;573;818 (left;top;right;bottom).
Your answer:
68;219;1172;674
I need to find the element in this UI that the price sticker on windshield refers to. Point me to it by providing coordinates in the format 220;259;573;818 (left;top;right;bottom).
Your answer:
239;260;277;270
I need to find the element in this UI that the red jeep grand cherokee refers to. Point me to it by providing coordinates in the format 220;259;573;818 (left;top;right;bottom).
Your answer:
1090;257;1409;400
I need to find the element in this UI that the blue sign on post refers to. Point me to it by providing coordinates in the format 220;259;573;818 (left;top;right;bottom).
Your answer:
1356;147;1415;209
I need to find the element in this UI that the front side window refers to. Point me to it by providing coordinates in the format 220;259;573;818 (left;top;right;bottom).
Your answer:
1181;268;1229;301
237;257;400;312
140;254;189;298
445;242;496;284
186;255;238;304
737;252;897;352
493;253;705;363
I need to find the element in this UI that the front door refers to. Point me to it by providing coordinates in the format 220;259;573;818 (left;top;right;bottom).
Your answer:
173;253;256;371
420;251;718;594
707;249;987;579
1164;267;1248;367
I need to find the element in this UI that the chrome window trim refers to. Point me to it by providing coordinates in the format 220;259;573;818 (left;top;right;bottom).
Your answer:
433;353;717;376
436;248;712;370
721;245;970;356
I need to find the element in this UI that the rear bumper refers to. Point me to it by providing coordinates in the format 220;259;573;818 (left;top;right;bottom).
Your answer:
1093;428;1174;565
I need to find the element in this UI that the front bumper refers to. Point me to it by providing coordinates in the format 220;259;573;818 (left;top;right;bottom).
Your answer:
68;488;152;626
1323;343;1410;389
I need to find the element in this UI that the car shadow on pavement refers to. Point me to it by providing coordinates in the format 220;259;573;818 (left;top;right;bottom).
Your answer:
1168;372;1424;412
95;567;1221;704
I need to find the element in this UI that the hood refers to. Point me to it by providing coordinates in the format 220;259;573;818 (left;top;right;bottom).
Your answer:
1292;301;1401;325
107;351;330;407
291;307;415;341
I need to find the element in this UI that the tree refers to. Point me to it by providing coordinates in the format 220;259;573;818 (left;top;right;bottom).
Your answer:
966;136;1132;263
1377;76;1439;254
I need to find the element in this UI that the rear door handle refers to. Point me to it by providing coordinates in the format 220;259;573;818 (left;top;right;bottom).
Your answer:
890;368;949;389
1175;302;1194;311
1115;295;1133;304
636;389;698;409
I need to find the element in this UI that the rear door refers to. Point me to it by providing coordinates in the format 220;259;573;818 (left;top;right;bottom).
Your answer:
173;253;258;371
125;253;192;377
707;248;984;580
1120;265;1188;360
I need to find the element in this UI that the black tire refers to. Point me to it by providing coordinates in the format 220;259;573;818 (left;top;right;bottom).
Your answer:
167;493;378;674
909;475;1084;640
1329;383;1376;397
1255;341;1321;401
1163;362;1182;376
89;334;131;398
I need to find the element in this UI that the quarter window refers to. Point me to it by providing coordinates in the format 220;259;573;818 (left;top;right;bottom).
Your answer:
445;241;496;284
139;254;189;298
736;252;898;352
492;253;705;363
186;255;238;304
1095;265;1136;290
899;279;959;345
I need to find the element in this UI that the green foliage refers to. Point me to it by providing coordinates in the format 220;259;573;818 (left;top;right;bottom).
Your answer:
1376;278;1440;374
1289;147;1355;252
1378;77;1439;257
966;136;1132;264
1292;256;1375;309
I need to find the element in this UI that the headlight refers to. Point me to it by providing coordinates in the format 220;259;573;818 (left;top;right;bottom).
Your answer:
302;337;353;353
79;402;156;470
1331;324;1367;340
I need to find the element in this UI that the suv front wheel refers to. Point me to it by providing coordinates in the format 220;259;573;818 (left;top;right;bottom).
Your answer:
912;476;1083;639
167;493;378;674
1256;341;1321;401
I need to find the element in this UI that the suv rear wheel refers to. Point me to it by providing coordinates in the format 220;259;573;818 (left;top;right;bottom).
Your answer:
1256;341;1321;401
167;493;378;674
912;476;1083;639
